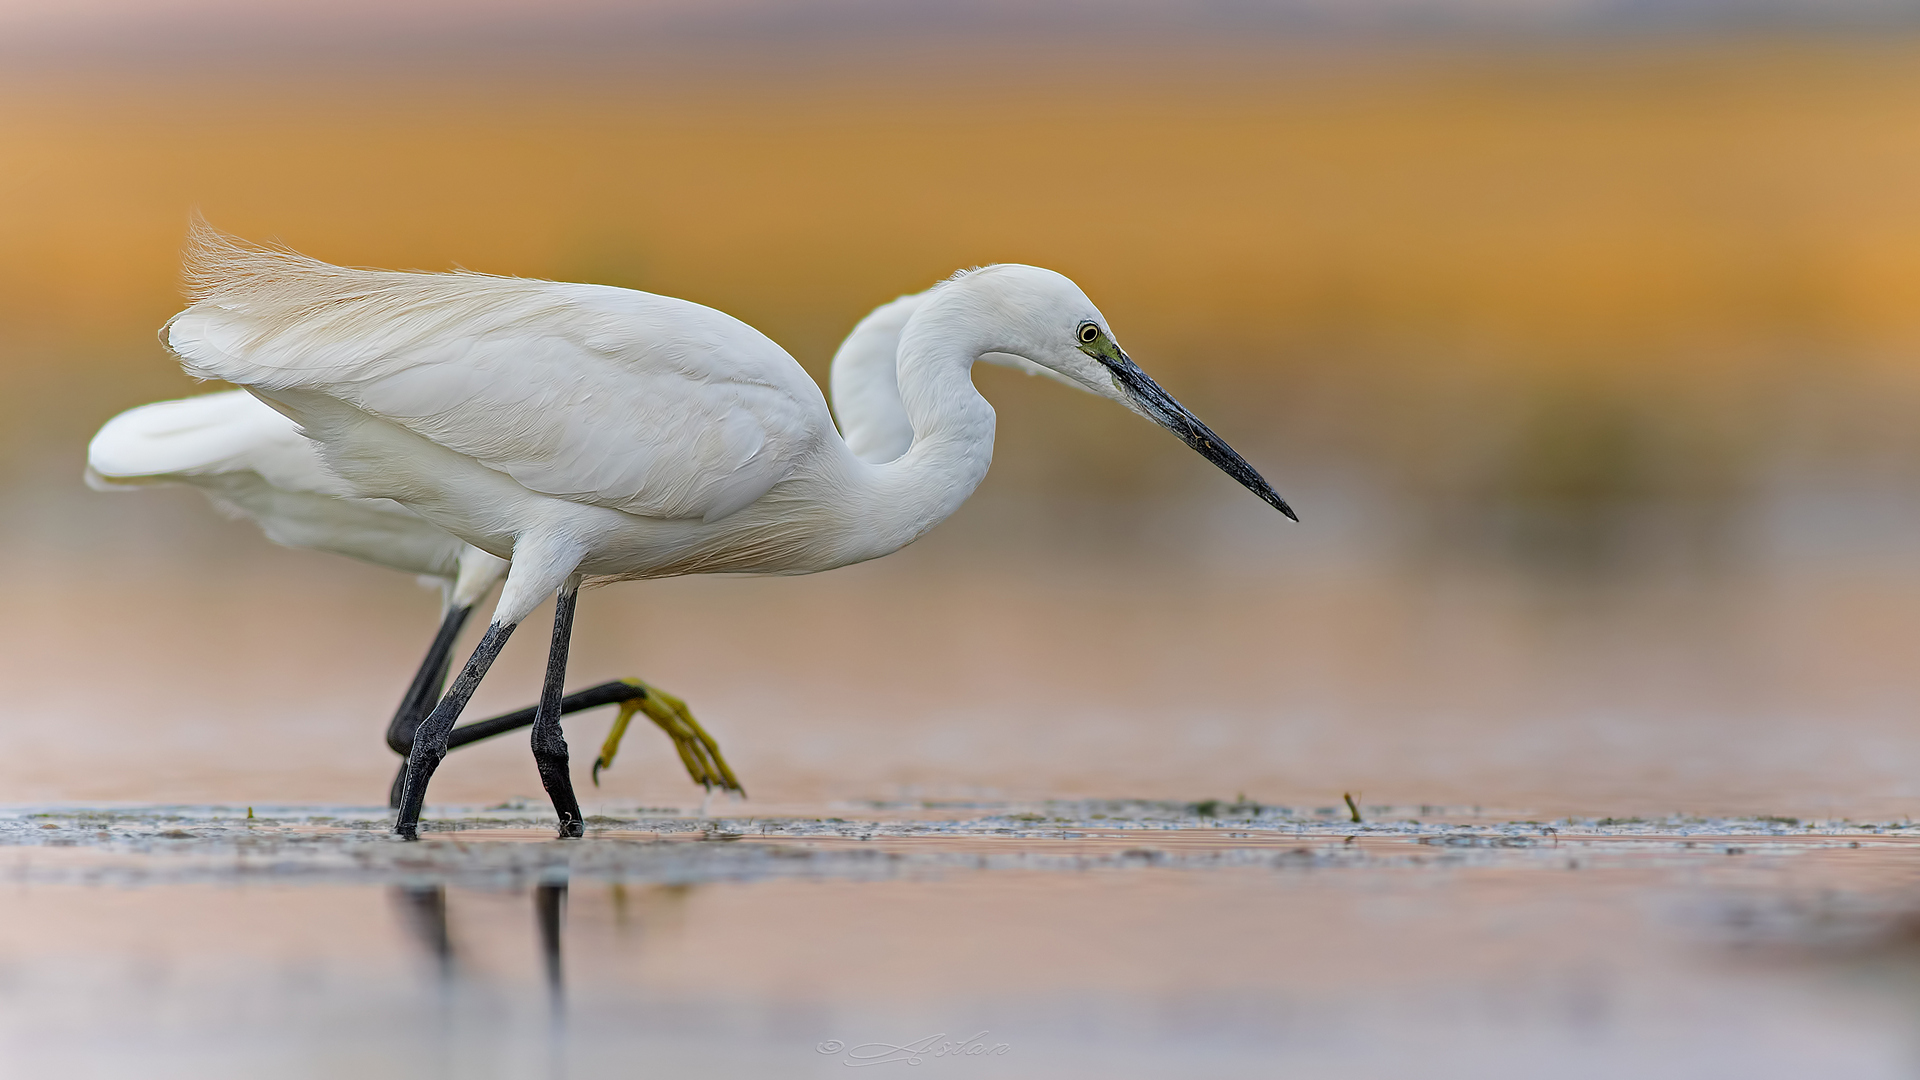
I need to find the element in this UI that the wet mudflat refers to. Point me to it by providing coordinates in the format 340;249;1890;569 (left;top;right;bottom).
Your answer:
4;803;1920;1079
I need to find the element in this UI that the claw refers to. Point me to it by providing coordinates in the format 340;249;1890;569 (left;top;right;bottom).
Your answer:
593;697;641;787
592;678;746;796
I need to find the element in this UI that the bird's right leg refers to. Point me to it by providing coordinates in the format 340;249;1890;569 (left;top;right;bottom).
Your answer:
531;576;586;838
393;620;517;839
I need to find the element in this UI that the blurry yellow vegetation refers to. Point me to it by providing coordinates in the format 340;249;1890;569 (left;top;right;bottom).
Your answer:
3;38;1920;512
4;40;1919;358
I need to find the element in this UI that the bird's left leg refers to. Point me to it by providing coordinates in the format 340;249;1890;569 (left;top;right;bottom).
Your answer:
532;575;587;838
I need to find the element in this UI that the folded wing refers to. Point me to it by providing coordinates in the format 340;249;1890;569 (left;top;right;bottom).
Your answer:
166;227;826;525
86;388;351;497
87;389;471;579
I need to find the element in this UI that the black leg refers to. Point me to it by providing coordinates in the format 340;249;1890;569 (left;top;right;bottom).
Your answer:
533;580;585;838
447;682;646;749
384;680;650;809
386;761;410;813
382;676;652;803
386;604;473;756
395;621;516;839
386;605;474;808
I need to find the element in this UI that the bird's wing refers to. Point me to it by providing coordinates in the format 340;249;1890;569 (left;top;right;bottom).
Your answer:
86;389;355;497
86;390;468;578
191;473;469;579
166;231;826;524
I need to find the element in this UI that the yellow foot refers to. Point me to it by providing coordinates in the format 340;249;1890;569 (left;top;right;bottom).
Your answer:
592;678;744;795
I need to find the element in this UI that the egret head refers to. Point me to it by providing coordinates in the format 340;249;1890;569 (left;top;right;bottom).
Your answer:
952;265;1298;521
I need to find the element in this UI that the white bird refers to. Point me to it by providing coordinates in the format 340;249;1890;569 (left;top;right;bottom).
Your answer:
165;224;1294;839
79;290;986;809
85;389;741;805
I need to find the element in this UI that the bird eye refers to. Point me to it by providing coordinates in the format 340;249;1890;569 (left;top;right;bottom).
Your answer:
1077;322;1100;344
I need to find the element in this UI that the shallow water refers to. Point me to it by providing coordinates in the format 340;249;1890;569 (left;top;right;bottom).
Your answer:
6;805;1920;1078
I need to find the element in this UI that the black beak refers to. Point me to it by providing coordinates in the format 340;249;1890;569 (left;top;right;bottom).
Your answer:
1102;350;1298;521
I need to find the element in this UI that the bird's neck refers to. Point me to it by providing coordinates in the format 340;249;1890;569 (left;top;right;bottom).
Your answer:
834;296;1002;561
829;295;918;464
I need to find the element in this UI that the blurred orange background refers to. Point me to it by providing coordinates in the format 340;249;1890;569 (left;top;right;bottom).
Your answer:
10;37;1920;546
5;13;1920;817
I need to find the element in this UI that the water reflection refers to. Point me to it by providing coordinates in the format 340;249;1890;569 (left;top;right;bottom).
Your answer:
389;875;702;1048
391;877;575;1079
392;879;572;1008
392;886;457;983
535;878;566;1007
5;829;1920;1077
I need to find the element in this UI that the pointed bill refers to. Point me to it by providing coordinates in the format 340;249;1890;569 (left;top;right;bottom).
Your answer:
1101;349;1298;521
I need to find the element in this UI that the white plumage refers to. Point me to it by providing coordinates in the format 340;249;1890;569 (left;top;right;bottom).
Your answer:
167;252;821;530
163;223;1292;838
86;291;948;604
87;389;507;607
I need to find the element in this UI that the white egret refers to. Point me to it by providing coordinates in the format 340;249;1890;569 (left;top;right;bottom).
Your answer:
166;224;1294;839
86;390;741;804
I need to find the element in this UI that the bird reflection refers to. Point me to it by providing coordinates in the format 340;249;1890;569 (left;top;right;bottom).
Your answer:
389;877;699;1034
392;885;457;983
535;878;567;1009
388;879;570;1015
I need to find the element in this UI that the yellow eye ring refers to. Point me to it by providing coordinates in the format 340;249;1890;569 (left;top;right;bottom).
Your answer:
1077;322;1099;344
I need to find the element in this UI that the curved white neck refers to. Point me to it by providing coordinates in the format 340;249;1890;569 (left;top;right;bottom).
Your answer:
829;293;921;464
830;292;1003;562
830;289;1079;466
